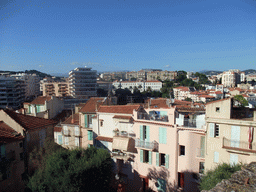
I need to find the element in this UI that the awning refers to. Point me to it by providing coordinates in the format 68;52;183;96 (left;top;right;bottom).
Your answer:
112;137;131;151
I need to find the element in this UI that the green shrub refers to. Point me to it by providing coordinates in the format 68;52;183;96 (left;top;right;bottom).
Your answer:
199;163;242;191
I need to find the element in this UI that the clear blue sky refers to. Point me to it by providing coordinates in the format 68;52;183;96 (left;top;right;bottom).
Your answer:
0;0;255;74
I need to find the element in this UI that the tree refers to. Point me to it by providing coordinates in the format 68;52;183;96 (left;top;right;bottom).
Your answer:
184;97;192;102
28;147;114;192
199;163;241;191
97;88;108;97
234;95;249;107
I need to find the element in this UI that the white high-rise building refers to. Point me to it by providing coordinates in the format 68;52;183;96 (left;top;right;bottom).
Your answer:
221;69;245;88
69;67;97;101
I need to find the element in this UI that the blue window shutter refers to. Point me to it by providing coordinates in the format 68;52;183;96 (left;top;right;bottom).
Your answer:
214;151;219;163
149;151;152;165
162;128;167;144
140;150;143;163
165;154;169;168
156;152;159;166
209;123;214;137
88;130;93;140
84;114;88;127
146;126;150;141
140;125;143;140
230;154;238;166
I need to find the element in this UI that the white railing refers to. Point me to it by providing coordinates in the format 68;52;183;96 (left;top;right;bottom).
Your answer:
135;138;158;150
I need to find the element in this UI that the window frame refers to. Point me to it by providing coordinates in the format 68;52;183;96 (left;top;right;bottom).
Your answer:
179;145;185;156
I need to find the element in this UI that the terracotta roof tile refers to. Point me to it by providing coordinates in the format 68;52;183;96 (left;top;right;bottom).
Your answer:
144;98;169;109
62;113;79;125
54;126;62;132
205;97;231;105
98;105;141;114
30;96;52;105
3;109;57;131
95;136;113;142
0;121;24;143
79;97;105;113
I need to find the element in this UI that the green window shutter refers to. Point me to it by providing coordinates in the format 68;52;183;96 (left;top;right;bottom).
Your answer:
156;152;159;166
88;144;90;148
200;136;205;157
209;123;215;137
146;126;150;141
149;151;152;165
88;131;93;140
157;178;166;192
140;125;143;140
84;114;88;127
0;145;6;158
159;127;167;144
160;111;167;116
140;149;143;163
159;127;162;143
36;105;40;113
214;151;219;163
28;105;31;113
165;154;169;168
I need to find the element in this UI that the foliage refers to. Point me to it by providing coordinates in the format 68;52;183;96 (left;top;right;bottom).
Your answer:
184;97;192;102
234;95;249;107
97;88;108;97
28;146;113;192
194;72;211;84
199;163;242;191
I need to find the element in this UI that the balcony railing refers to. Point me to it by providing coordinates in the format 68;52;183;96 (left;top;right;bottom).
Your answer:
113;131;136;137
135;138;158;150
137;112;169;122
176;118;205;129
196;148;205;158
223;137;256;153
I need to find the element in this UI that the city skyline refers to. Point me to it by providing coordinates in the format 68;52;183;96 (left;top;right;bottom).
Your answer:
0;0;255;74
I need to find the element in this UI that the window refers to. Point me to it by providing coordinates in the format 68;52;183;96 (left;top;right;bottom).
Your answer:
20;152;24;161
215;124;219;137
178;172;184;188
216;107;220;112
209;123;220;138
88;130;93;140
160;153;165;166
199;162;205;174
19;142;23;148
75;137;79;147
156;152;169;168
180;145;185;156
75;126;80;136
140;149;152;164
64;137;69;145
140;125;150;141
100;120;103;127
58;135;63;145
63;126;69;135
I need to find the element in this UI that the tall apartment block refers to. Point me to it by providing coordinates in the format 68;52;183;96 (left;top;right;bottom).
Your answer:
11;73;40;100
221;69;245;88
69;67;97;102
0;76;25;109
42;78;69;97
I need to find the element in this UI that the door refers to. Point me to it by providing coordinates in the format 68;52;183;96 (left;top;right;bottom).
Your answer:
231;126;240;148
142;178;149;192
178;172;184;188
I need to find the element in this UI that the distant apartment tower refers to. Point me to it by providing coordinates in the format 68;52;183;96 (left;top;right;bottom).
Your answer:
221;69;245;88
11;73;40;100
0;76;25;109
69;67;97;101
42;79;69;97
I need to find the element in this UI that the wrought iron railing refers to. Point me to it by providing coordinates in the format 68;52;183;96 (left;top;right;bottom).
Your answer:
135;138;158;150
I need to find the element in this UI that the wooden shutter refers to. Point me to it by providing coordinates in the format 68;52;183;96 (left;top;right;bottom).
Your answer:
162;128;167;144
140;149;143;163
165;154;169;168
209;123;215;137
149;151;152;165
140;125;143;140
146;126;150;141
84;114;88;127
214;151;219;163
156;152;159;166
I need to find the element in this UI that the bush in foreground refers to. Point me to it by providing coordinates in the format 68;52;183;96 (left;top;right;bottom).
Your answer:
199;163;242;191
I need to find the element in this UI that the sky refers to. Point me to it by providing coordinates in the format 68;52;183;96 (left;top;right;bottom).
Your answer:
0;0;255;75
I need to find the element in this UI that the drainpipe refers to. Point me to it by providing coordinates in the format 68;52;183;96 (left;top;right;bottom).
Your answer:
175;125;179;190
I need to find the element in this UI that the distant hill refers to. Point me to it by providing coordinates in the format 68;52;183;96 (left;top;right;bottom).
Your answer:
199;70;223;76
242;69;256;75
0;70;52;78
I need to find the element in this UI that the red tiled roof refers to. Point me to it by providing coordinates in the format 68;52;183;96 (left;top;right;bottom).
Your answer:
95;136;113;142
53;109;72;122
198;95;215;98
3;109;57;131
144;98;169;109
79;97;105;113
98;105;141;114
113;115;133;120
62;113;79;125
173;86;190;91
54;126;62;132
0;121;24;143
30;96;52;105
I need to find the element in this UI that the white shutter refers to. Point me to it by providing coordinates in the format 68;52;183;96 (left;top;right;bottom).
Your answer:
209;123;215;137
214;151;219;163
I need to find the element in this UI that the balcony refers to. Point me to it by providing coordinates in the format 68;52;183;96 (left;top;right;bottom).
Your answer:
113;131;136;138
137;112;169;122
222;137;256;153
111;151;134;161
135;138;158;151
176;118;205;129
